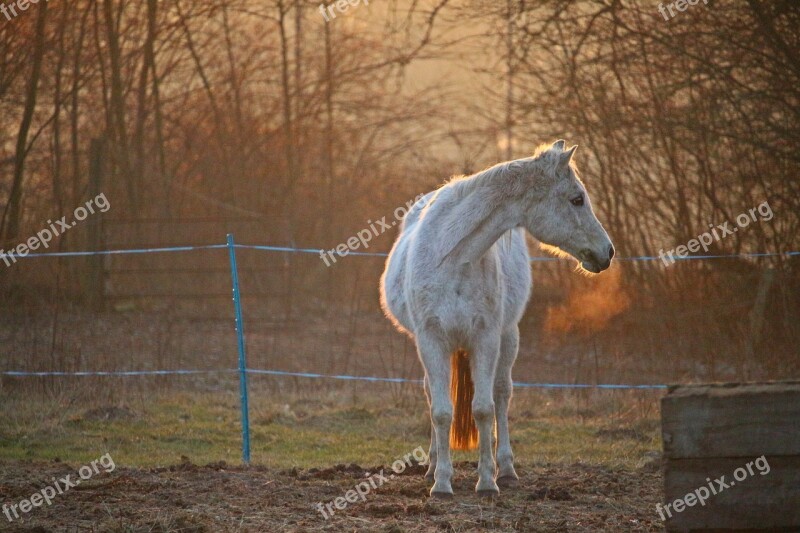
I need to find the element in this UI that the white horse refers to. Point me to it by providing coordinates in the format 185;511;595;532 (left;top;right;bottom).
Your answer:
380;140;614;498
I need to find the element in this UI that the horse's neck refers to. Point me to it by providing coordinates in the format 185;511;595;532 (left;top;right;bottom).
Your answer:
433;164;522;266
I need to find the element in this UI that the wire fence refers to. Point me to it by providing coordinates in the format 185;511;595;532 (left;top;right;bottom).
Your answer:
3;234;798;462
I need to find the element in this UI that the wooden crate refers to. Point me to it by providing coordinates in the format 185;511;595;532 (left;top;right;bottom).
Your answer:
661;381;800;532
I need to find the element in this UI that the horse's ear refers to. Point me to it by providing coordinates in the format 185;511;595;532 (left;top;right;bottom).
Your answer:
552;139;566;151
557;145;577;173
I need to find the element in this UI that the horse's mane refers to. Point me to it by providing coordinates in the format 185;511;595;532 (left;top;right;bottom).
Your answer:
442;161;515;201
440;142;578;202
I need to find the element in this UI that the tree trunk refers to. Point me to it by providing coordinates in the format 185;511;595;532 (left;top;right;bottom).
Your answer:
1;1;49;246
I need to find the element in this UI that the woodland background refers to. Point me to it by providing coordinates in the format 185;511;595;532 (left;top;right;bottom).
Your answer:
0;0;798;393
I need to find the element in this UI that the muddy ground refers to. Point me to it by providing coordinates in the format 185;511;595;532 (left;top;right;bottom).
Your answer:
0;458;664;532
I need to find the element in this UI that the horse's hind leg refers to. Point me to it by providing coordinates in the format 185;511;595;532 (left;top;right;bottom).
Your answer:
470;333;501;496
495;326;520;487
416;328;454;497
423;375;437;482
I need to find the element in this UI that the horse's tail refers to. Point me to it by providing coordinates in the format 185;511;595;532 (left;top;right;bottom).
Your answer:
450;350;478;451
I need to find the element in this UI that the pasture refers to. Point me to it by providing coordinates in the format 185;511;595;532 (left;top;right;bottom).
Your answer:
0;386;663;531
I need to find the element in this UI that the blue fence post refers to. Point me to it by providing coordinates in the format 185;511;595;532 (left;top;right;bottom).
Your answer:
227;234;251;464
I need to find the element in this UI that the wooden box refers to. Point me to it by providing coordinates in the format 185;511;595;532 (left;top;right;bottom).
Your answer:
661;381;800;532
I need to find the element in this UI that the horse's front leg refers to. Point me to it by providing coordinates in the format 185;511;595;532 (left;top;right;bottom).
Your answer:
495;326;520;487
470;333;502;496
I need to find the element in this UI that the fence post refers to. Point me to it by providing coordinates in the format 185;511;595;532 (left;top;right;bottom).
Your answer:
86;137;106;311
227;234;251;464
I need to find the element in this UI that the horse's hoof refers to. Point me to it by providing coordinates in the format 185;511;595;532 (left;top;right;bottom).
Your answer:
430;490;454;499
496;474;519;489
477;488;500;499
476;478;500;498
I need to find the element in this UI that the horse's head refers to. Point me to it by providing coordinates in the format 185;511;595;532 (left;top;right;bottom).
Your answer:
520;140;614;274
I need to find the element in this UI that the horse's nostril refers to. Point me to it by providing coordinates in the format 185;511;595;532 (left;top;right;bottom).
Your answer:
608;245;615;260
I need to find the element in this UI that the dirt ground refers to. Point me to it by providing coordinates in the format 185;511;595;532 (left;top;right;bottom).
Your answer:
0;458;664;532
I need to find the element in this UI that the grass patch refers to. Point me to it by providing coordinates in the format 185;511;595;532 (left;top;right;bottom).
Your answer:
0;387;662;470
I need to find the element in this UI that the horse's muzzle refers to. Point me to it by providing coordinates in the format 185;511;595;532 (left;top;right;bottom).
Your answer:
580;245;614;273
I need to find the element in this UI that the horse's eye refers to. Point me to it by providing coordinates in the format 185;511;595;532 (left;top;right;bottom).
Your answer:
570;195;584;207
